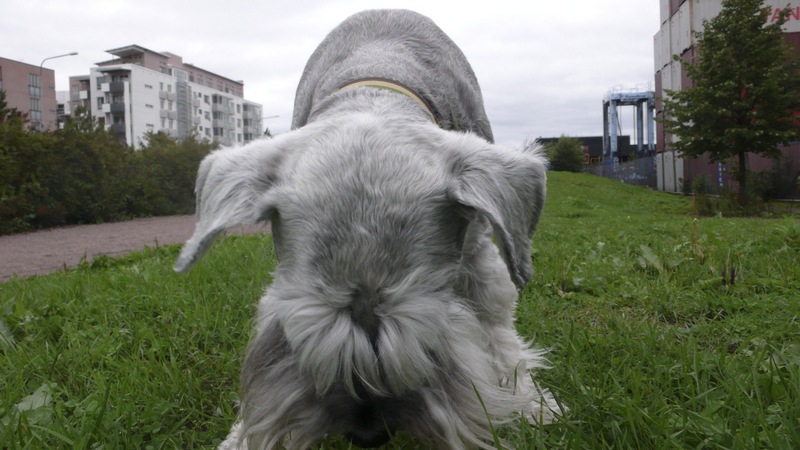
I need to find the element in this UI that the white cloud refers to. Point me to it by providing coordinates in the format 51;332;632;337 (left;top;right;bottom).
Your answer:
1;0;659;143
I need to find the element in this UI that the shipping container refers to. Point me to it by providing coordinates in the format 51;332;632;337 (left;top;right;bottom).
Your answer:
678;1;692;53
691;0;724;42
680;48;695;89
782;30;800;52
657;151;684;193
670;60;682;92
682;144;800;199
670;14;682;57
670;0;685;18
654;70;663;113
654;33;663;72
764;1;800;34
661;66;672;101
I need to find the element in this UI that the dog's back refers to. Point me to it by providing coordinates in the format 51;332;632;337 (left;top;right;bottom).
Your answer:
292;9;494;142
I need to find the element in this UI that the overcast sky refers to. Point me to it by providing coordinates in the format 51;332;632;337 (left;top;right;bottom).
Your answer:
2;0;659;145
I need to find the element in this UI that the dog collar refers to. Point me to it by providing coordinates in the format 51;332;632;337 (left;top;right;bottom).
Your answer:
335;78;436;123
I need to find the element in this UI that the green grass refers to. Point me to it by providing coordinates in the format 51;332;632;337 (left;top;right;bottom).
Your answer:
1;172;799;449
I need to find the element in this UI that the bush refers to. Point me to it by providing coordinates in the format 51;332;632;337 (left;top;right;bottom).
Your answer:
0;100;218;235
545;135;586;173
124;132;217;216
749;157;798;201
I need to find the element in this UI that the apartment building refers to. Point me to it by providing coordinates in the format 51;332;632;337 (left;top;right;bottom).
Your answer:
74;45;263;147
0;56;57;130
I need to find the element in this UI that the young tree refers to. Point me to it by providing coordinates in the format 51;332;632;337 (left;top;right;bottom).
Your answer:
661;0;800;205
544;135;586;172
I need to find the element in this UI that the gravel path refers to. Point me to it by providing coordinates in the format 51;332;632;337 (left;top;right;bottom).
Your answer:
0;215;270;283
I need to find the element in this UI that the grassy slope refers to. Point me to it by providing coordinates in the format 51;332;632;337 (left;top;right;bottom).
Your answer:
1;172;799;449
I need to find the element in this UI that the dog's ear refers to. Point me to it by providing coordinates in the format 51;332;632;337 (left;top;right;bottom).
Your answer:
174;140;287;273
447;139;547;289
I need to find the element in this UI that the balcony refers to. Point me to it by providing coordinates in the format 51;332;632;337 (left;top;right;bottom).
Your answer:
211;103;231;114
160;128;178;138
109;82;124;93
159;91;168;100
192;116;201;125
110;103;125;114
112;123;126;134
192;98;200;107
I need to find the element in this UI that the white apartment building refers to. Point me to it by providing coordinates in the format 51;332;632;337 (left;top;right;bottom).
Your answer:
80;45;263;148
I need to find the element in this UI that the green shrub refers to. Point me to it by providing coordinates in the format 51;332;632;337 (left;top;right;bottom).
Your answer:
0;100;218;235
544;135;585;173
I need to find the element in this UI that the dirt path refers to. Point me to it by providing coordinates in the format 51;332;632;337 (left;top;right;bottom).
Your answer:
0;215;270;283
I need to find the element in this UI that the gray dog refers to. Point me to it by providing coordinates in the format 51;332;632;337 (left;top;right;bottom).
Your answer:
175;9;559;450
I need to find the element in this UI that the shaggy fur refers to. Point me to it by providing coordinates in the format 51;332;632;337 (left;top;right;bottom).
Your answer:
175;9;559;450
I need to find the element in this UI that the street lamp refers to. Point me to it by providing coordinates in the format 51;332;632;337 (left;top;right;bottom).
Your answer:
261;115;279;136
38;52;78;129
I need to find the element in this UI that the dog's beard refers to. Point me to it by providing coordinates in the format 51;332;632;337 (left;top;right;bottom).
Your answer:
233;243;556;450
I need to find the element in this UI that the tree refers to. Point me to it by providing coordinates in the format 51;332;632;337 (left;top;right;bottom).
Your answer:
544;135;585;172
661;0;800;205
0;91;26;125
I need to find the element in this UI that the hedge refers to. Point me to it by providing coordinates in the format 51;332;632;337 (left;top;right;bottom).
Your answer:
0;96;219;235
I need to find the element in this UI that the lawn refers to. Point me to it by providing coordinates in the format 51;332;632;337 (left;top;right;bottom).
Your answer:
1;172;799;449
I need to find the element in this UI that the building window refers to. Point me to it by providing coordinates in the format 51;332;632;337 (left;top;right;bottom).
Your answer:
236;104;241;113
145;84;153;89
169;119;174;129
160;100;165;109
161;119;166;128
204;95;209;104
168;101;173;111
29;74;41;97
204;111;210;120
238;133;242;142
160;82;164;91
97;97;104;108
146;104;154;109
237;118;241;127
147;124;154;128
205;128;211;137
206;81;212;88
71;84;79;93
167;84;172;93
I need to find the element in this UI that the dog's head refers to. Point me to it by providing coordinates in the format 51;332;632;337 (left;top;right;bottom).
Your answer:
174;119;546;291
174;116;547;447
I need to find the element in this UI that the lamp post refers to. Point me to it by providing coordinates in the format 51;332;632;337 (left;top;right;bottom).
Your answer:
261;114;279;136
38;52;78;129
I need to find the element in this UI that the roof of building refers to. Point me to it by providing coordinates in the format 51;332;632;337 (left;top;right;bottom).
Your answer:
105;44;169;59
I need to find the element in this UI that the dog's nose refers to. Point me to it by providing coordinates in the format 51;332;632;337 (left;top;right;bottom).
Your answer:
344;428;392;448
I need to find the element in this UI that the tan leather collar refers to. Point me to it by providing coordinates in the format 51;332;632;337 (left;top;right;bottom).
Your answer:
336;78;436;123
